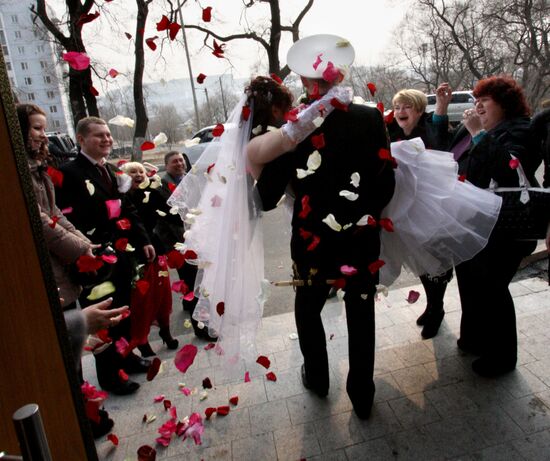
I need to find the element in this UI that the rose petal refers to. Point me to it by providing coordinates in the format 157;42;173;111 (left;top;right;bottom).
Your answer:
330;98;349;111
378;218;394;232
376;102;385;114
350;172;360;188
244;371;251;382
242;105;251;121
216;302;225;316
322;61;340;83
298;195;311;219
406;290;421;304
212;124;224;137
204;343;216;350
163;399;172;410
154;394;165;402
108;68;119;78
147;357;161;381
306;235;320;251
205;407;216;419
211;195;222;207
202;6;212;22
116;218;131;230
168;22;181;40
145;36;158;51
368;259;385;274
311;133;325;150
322;214;342;232
174;344;198;373
107;433;119;446
270;73;283;84
366;82;377;97
384;110;394;124
62;51;90;71
156;15;170;31
118;369;128;382
356;214;377;227
115;238;128;251
87;281;115;301
312;53;323;70
307;150;321;171
46;166;64;187
197;73;207;84
141;141;155;151
101;253;118;264
76;254;104;272
339;190;359;201
105;199;122;219
202;377;212;389
229;396;239;406
266;371;277;382
216;405;230;416
509;158;520;169
256;355;271;369
340;265;358;276
85;179;95;195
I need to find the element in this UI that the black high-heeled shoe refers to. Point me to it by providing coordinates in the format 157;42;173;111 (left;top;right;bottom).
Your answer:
159;328;179;350
137;342;156;358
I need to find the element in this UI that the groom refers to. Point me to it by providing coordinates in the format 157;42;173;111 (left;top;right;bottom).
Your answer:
256;35;395;418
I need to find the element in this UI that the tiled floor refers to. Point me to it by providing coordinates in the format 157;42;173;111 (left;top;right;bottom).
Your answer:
91;268;550;460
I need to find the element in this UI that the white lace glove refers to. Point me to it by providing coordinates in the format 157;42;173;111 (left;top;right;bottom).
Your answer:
281;86;353;144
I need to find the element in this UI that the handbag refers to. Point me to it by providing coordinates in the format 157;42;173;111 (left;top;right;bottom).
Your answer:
490;159;550;240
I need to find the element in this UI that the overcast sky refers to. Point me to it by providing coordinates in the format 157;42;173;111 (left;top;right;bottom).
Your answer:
49;0;413;90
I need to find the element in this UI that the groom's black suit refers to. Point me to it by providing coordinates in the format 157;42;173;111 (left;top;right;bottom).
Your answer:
257;103;395;416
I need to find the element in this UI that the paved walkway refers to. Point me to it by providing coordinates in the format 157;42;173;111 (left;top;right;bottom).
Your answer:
91;260;550;461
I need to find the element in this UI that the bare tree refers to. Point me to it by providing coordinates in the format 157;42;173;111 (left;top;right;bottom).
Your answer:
31;0;100;127
398;0;550;105
181;0;315;79
149;104;184;145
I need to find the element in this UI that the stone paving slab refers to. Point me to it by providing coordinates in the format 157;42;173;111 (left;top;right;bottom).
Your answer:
90;270;550;460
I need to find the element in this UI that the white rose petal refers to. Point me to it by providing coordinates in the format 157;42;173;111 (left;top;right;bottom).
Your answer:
189;208;202;215
156;209;167;217
85;179;95;195
322;213;342;231
125;243;135;252
266;125;278;132
174;242;186;251
356;214;374;226
158;270;169;277
86;228;96;236
288;333;299;340
312;116;324;127
350;172;360;188
339;190;359;201
153;132;168;146
142;191;151;203
252;125;263;135
138;177;150;189
108;115;135;128
307;150;322;171
375;284;389;297
296;168;313;179
169;206;179;215
336;288;345;301
342;223;353;230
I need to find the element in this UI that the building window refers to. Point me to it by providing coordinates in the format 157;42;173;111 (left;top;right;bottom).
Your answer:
24;77;32;85
9;77;15;86
53;120;61;128
28;93;35;101
5;61;11;71
46;90;55;99
2;45;8;56
40;61;47;69
11;15;18;24
20;62;28;70
36;45;44;53
43;75;51;84
14;31;21;39
49;105;57;113
17;46;24;55
0;30;6;45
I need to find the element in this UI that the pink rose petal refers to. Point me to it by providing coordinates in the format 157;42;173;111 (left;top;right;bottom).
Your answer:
174;344;198;373
105;199;122;219
340;265;358;276
406;290;421;304
153;394;165;402
62;51;90;71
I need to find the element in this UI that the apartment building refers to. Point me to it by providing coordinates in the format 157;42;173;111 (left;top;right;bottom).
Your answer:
0;0;73;136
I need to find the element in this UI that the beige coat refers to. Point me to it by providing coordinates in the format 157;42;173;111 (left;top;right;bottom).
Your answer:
29;159;91;307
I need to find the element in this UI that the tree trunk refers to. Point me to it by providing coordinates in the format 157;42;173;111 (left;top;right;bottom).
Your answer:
132;0;150;162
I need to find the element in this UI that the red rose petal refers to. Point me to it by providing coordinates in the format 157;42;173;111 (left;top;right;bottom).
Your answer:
212;124;224;137
183;250;198;260
509;158;520;169
229;396;239;406
313;53;323;71
46;166;64;188
330;98;349;111
48;215;60;229
242;105;251;121
174;344;198;373
168;22;181;40
145;36;158;51
114;238;128;251
384;110;394;124
406;290;421;304
270;73;283;84
118;369;129;382
299;228;313;240
212;39;225;58
77;11;100;27
140;141;155;151
266;371;277;382
116;218;131;230
156;15;170;31
124;32;132;40
108;68;119;78
216;405;230;416
311;133;325;150
284;108;299;122
202;6;212;22
333;278;346;290
306;235;320;251
366;82;377;97
204;343;215;350
376;102;385;115
256;355;271;369
166;249;186;269
205;407;216;419
145;357;161;381
216;302;225;316
458;174;467;182
167;182;176;192
298;195;311;219
244;371;251;382
202;377;213;389
322;61;340;83
368;259;385;274
378;218;394;232
76;254;104;272
197;73;206;84
163;399;172;411
107;433;119;446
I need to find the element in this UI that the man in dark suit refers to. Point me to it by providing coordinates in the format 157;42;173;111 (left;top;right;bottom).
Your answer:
252;35;395;419
56;116;155;395
156;151;215;340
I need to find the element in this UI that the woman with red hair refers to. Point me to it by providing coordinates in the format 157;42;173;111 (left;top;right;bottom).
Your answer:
449;76;542;377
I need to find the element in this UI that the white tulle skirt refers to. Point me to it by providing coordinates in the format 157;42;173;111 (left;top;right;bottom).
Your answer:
379;138;502;286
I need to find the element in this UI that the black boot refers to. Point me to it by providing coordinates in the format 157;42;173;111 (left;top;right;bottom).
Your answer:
95;345;140;395
159;327;179;350
417;273;449;338
137;342;156;357
90;409;114;438
191;318;217;341
123;351;152;374
301;364;328;398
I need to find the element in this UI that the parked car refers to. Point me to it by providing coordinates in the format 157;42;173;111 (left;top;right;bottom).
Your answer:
47;132;77;167
191;125;216;144
425;90;475;124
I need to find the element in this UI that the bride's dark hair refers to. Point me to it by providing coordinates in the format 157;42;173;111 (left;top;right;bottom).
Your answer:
245;76;293;134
